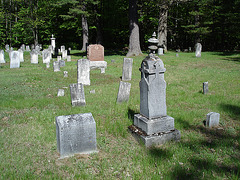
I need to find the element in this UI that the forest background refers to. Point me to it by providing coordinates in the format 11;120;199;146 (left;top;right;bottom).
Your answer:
0;0;240;52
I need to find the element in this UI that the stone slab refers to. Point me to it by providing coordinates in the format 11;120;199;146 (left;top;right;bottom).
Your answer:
77;59;90;85
87;44;104;61
89;61;107;69
53;61;60;72
69;83;86;107
203;82;208;94
0;49;5;63
134;114;175;135
206;112;220;127
129;125;181;147
59;60;65;67
56;113;98;158
10;51;20;68
116;81;131;103
122;58;133;81
57;89;64;96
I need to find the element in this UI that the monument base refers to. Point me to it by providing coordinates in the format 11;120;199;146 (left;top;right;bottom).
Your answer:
129;125;181;147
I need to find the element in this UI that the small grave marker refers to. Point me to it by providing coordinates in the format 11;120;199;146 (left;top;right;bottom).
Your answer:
69;83;86;106
206;112;220;127
117;81;131;103
57;89;65;96
53;61;60;72
122;58;133;81
203;82;208;94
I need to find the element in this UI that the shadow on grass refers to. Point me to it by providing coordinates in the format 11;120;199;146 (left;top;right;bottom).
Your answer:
70;52;86;57
219;104;240;120
213;51;240;62
127;108;139;122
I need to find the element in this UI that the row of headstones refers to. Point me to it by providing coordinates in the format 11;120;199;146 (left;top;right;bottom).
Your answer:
175;43;202;58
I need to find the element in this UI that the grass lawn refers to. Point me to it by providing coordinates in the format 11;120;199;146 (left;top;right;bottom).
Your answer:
0;50;239;179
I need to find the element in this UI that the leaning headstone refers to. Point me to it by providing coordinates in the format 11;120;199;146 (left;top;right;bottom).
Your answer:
206;112;220;128
117;81;131;103
18;49;24;62
51;34;56;50
59;60;65;67
10;51;20;68
195;43;202;58
57;89;65;96
0;49;5;63
67;55;71;62
63;71;68;77
42;49;51;63
87;44;104;61
62;50;67;60
122;58;133;81
203;82;208;94
53;61;60;72
77;59;90;85
69;83;86;106
55;112;98;158
129;33;180;147
158;48;164;56
30;49;38;64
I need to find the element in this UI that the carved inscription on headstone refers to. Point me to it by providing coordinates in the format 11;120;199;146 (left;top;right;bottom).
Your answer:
87;44;104;61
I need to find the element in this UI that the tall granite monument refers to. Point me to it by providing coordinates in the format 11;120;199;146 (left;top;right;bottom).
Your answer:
129;32;180;147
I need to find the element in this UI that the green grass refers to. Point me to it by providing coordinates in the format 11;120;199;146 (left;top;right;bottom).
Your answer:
0;50;239;179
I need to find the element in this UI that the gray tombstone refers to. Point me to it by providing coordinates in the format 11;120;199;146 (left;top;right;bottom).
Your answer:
63;71;68;77
30;50;38;64
158;48;164;56
203;82;208;94
57;89;65;96
53;61;60;72
36;45;40;54
69;83;86;107
42;49;51;63
62;50;67;60
20;44;25;51
18;49;24;62
55;112;98;158
117;81;131;103
59;60;65;67
26;45;30;51
206;112;220;127
122;58;133;81
67;55;71;62
77;59;90;85
10;51;20;68
5;44;9;51
51;34;56;50
0;49;5;63
195;43;202;57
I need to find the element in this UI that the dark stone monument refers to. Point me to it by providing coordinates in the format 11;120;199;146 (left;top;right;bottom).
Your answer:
129;32;180;147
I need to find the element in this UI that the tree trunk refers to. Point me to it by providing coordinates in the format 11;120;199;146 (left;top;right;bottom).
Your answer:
126;0;142;57
81;14;89;51
158;2;168;51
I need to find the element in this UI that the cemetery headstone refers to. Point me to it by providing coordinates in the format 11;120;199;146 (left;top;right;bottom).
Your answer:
129;33;180;147
89;89;95;94
63;71;68;77
67;55;71;62
42;49;51;63
31;44;35;51
69;83;86;106
57;89;65;96
206;112;220;128
55;112;98;158
59;60;65;67
20;44;25;51
62;50;67;60
87;44;104;61
0;49;5;63
77;59;90;85
116;81;131;103
10;51;20;68
46;62;50;68
53;61;60;72
26;45;30;51
203;82;208;94
30;49;38;64
195;43;202;58
51;34;56;50
36;45;40;54
61;45;65;53
18;49;24;62
122;58;133;81
57;56;61;61
158;48;164;56
5;44;9;52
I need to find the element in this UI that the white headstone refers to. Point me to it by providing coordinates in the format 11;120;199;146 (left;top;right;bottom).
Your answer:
158;48;164;56
57;56;61;61
42;49;51;63
61;45;65;53
195;43;202;57
18;49;24;62
62;50;67;60
0;49;5;63
30;50;38;64
5;44;9;51
53;61;60;72
51;34;56;50
63;71;68;77
77;59;90;85
26;46;30;51
67;55;71;62
57;89;65;96
206;112;220;127
10;51;20;68
69;83;86;106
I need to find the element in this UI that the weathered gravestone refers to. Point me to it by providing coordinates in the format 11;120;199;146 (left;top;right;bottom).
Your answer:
18;49;24;62
158;48;164;56
5;44;9;52
42;49;51;63
206;112;220;128
69;83;86;106
10;51;20;68
67;55;71;62
53;61;60;72
26;45;30;52
55;112;98;158
57;56;61;61
0;49;5;63
59;60;65;67
35;45;40;54
51;34;56;50
57;89;65;96
61;45;65;53
30;50;38;64
77;59;90;85
46;62;50;69
20;44;25;51
63;71;68;77
129;33;180;147
87;44;104;61
195;43;202;58
62;50;67;60
117;81;131;103
89;61;107;74
122;58;133;81
203;82;208;94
